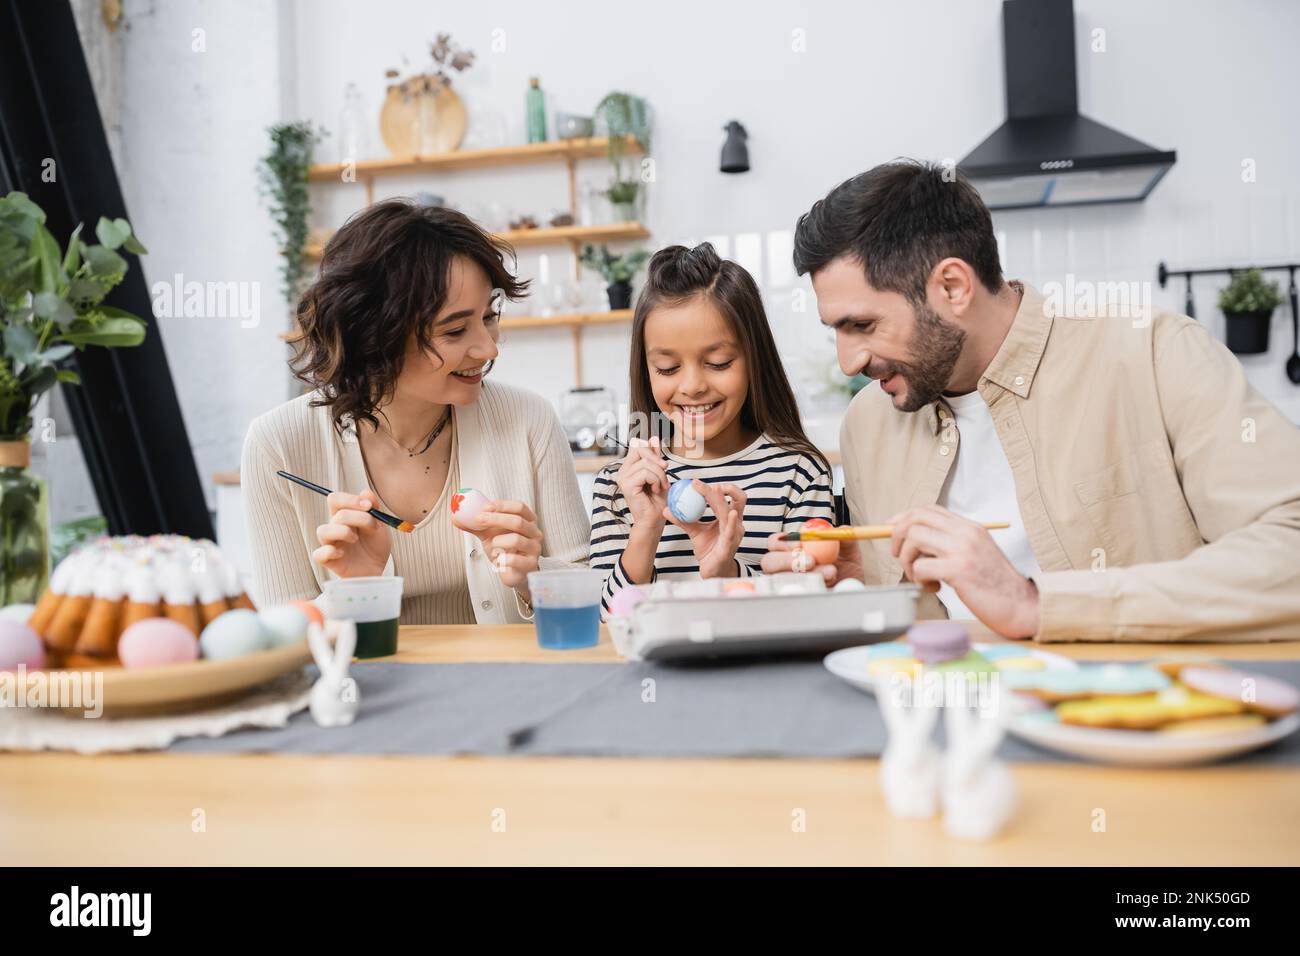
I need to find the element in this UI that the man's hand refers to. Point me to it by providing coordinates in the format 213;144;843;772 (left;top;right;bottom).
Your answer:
889;505;1040;638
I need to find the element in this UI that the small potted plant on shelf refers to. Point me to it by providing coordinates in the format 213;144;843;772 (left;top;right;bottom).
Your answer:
0;191;149;604
593;92;652;222
258;121;325;305
1218;268;1283;354
579;245;651;310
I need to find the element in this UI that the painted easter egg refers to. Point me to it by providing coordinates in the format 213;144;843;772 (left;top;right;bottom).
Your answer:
289;599;324;626
609;586;648;618
199;608;270;660
118;618;199;669
258;605;311;648
0;603;36;624
0;620;45;671
450;487;491;531
832;577;867;593
667;478;708;523
799;518;839;565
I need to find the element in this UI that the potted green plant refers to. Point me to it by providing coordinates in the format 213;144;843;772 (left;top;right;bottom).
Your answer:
593;92;652;222
258;121;325;304
1218;268;1283;354
579;245;650;310
0;191;148;604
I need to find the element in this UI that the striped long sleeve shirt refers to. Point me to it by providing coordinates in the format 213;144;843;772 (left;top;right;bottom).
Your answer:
590;434;836;615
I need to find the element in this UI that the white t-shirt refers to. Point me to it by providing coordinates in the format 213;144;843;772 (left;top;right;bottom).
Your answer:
935;390;1042;620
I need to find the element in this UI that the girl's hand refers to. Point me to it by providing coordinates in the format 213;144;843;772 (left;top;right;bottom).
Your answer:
762;533;867;586
614;436;670;528
312;489;391;578
467;499;543;593
664;480;748;579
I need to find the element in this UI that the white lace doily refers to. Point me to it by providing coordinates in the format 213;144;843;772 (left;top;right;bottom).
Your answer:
0;671;313;754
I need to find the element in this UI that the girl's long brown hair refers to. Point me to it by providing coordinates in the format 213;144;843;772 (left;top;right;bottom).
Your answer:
628;242;830;474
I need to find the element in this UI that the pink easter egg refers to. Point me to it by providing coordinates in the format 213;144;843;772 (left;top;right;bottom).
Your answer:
609;586;648;618
118;617;200;669
0;620;45;671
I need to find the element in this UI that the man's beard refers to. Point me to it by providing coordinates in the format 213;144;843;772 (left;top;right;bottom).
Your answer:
878;301;966;413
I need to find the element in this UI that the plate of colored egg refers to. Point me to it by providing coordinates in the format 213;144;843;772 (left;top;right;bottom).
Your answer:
0;600;322;715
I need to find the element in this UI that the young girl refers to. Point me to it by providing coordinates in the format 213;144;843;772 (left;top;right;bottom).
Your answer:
591;242;835;615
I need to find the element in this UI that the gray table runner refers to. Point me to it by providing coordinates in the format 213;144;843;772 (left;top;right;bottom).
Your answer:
170;658;1300;765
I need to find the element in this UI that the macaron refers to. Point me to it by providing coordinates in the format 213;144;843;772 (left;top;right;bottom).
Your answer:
118;618;199;669
0;620;45;671
906;621;970;664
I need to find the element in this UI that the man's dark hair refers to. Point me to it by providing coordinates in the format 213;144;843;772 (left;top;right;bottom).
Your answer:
792;159;1003;303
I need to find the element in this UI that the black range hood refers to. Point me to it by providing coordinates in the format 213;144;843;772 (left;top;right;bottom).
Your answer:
959;0;1176;211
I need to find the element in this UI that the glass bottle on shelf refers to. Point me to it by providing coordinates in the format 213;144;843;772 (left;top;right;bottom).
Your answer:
526;78;547;143
338;82;370;164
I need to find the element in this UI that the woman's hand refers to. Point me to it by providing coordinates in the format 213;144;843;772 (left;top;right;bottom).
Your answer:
466;499;544;594
664;480;747;579
312;489;391;578
614;436;670;528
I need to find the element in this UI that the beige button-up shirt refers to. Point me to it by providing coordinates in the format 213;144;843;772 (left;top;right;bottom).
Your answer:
840;282;1300;642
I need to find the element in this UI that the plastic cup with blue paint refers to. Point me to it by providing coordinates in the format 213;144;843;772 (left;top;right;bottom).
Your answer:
527;569;604;649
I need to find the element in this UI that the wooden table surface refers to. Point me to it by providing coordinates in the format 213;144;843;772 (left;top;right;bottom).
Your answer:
3;624;1299;865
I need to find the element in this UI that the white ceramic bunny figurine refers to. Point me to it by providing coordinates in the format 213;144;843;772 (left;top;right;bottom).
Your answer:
941;687;1016;841
307;619;360;728
877;673;941;818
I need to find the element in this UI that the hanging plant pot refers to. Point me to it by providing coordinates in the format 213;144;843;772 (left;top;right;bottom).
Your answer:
606;281;633;310
1223;309;1273;354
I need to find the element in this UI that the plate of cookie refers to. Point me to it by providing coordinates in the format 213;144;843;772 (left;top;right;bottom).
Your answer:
823;635;1078;696
1004;662;1300;766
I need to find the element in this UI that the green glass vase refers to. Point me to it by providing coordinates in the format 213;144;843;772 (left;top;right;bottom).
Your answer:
0;441;50;606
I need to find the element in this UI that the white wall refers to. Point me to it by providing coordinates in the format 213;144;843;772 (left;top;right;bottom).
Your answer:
102;0;1300;520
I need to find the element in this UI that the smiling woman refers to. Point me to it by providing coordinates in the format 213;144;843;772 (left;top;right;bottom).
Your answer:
239;200;591;625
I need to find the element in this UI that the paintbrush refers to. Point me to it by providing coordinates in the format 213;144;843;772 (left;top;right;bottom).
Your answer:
780;521;1009;542
276;470;415;534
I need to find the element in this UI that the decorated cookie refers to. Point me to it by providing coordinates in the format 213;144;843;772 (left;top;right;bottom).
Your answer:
935;651;997;678
866;641;913;662
450;488;491;532
869;657;923;680
980;644;1034;661
667;478;709;523
1056;687;1243;730
990;655;1046;672
907;621;970;664
1003;663;1170;702
1158;714;1268;736
1179;665;1300;718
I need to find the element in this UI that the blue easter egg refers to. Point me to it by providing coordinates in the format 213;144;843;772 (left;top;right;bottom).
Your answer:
200;608;271;660
668;478;708;523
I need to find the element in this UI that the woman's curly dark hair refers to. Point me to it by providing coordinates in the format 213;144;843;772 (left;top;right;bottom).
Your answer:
290;200;529;432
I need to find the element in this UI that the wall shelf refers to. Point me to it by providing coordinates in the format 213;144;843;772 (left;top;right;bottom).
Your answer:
307;136;640;181
302;222;648;261
301;134;651;386
278;309;634;342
